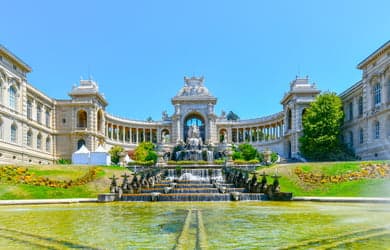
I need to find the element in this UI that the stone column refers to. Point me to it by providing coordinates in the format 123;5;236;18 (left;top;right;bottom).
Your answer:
157;128;161;143
149;129;152;142
129;127;132;143
136;128;139;144
122;127;125;143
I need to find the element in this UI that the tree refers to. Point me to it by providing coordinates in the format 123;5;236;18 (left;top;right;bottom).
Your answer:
134;142;158;163
227;111;240;121
238;143;258;161
109;145;124;165
299;92;351;161
232;143;258;161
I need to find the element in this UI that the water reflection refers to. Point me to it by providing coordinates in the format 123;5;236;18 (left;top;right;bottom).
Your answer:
0;202;389;249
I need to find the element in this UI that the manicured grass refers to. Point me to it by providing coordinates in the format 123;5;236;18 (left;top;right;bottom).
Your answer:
258;161;390;197
1;162;389;199
0;165;131;199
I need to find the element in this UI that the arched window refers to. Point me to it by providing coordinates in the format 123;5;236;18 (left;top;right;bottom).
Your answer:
97;109;103;132
219;129;227;143
77;139;86;149
45;110;50;127
11;123;17;143
161;129;170;143
36;104;42;124
37;133;42;149
184;114;205;142
27;129;33;147
348;102;353;121
27;100;32;119
348;131;354;148
8;86;17;110
374;121;380;139
358;96;363;116
359;128;364;144
77;110;88;128
373;83;381;105
46;137;51;152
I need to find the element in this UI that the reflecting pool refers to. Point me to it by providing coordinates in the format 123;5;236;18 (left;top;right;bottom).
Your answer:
0;201;389;249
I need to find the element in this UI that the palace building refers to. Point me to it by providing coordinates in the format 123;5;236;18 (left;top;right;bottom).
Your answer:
0;41;389;164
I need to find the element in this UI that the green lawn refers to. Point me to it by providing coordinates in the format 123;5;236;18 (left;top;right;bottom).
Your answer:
258;161;390;197
0;162;389;199
0;165;131;200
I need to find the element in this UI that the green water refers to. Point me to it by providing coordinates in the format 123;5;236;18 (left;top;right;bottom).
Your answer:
0;202;389;249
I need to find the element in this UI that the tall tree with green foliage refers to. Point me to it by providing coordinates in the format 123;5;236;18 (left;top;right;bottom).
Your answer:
109;145;124;165
134;142;158;163
299;92;350;161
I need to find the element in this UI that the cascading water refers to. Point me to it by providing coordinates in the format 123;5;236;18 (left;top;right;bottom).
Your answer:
166;168;223;182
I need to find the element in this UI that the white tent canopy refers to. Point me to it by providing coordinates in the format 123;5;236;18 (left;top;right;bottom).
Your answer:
71;145;90;165
90;145;110;166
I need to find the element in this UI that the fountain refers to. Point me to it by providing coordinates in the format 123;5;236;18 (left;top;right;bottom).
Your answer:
174;124;214;162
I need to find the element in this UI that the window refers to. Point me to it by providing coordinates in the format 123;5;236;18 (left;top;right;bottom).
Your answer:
36;104;42;124
0;118;3;139
375;121;380;139
77;110;87;128
8;86;16;110
359;128;364;144
77;139;85;149
45;110;50;127
358;96;363;116
27;130;32;147
349;131;353;148
374;83;381;105
348;102;353;120
11;124;17;143
27;100;32;119
46;137;51;152
37;134;42;149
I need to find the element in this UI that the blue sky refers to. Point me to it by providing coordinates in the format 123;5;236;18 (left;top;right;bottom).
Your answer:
2;1;389;120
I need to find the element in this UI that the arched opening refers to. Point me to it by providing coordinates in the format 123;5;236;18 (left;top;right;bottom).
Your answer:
77;110;88;128
287;109;292;130
184;113;205;143
77;139;86;149
219;128;227;143
8;86;17;110
46;137;51;152
348;131;354;148
10;123;17;143
27;129;33;147
37;133;42;150
97;109;103;132
161;129;170;144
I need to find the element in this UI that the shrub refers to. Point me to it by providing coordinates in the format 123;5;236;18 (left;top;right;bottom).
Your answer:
214;159;225;165
57;158;71;165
